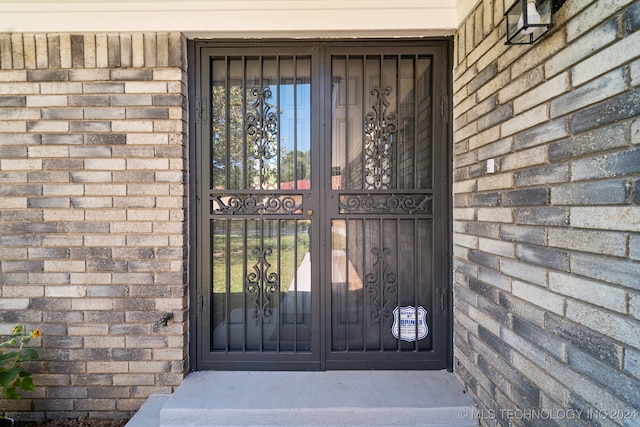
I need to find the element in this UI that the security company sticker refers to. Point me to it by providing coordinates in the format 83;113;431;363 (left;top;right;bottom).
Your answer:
392;305;428;342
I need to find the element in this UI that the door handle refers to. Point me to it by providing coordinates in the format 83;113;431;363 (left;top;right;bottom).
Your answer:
307;209;313;216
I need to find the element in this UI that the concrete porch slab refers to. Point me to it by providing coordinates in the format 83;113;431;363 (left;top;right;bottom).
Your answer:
128;370;476;427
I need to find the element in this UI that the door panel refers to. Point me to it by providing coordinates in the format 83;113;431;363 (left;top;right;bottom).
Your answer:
210;218;312;352
196;47;320;370
193;41;450;371
330;218;433;352
324;46;447;369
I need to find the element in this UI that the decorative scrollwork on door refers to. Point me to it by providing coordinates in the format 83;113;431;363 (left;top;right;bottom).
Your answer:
245;247;280;320
246;87;278;187
339;193;433;214
364;86;398;190
211;194;303;215
365;247;398;320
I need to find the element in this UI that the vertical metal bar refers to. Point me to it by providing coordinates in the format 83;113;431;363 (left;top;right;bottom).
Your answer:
242;56;248;190
259;56;265;189
259;219;264;352
412;55;426;352
241;57;248;351
293;55;298;190
426;55;435;352
396;218;400;352
377;54;386;351
378;216;383;350
276;219;281;352
220;59;231;346
225;220;232;352
361;218;366;352
345;219;350;351
361;55;366;190
196;51;208;364
413;56;418;189
225;57;231;189
429;56;435;188
293;219;298;351
210;222;215;351
413;218;419;352
242;219;248;352
345;55;350;191
291;55;299;349
344;56;351;350
395;55;400;190
276;56;281;189
379;55;384;190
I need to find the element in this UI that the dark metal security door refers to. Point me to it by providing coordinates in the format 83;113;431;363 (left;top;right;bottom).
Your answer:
192;41;450;371
324;45;450;369
194;46;321;370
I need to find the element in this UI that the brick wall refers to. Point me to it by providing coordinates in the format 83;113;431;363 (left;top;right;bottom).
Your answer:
452;0;640;425
1;6;639;423
0;33;188;421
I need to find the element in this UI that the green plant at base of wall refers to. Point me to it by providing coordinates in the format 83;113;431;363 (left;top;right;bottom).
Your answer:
0;324;41;401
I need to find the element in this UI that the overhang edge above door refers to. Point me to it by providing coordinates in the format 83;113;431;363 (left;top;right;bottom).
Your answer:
0;0;462;33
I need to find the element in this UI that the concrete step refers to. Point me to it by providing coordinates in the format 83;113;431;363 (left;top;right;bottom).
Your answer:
127;394;170;427
127;370;476;427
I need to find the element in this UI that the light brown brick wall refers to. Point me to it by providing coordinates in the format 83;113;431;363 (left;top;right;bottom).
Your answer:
453;0;640;425
0;33;187;421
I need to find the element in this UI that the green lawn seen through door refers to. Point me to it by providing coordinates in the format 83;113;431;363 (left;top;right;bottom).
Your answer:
211;220;310;294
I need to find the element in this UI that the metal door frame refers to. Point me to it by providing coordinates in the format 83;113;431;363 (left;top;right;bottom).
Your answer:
188;39;453;372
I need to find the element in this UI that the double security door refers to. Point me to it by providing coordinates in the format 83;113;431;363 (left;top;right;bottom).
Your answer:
192;41;451;370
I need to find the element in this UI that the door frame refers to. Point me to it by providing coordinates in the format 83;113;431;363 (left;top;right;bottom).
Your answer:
187;38;453;372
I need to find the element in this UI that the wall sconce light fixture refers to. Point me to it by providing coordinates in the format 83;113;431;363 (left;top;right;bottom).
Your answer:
504;0;565;45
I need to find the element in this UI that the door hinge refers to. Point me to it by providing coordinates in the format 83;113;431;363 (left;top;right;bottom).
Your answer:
440;291;446;314
439;96;449;124
196;293;204;317
201;96;207;124
195;96;202;123
195;97;207;124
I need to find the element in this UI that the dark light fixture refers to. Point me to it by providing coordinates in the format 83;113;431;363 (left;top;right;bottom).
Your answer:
504;0;566;45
